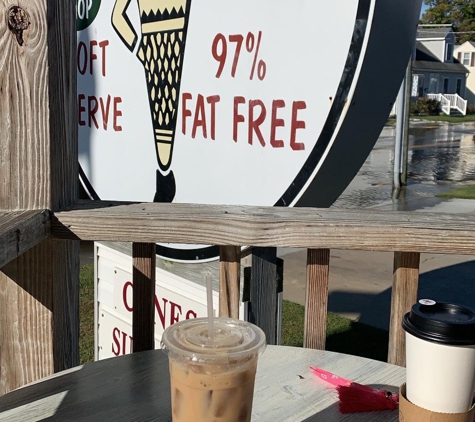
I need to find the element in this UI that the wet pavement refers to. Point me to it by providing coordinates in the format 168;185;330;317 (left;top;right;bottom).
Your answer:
281;120;475;330
333;120;475;212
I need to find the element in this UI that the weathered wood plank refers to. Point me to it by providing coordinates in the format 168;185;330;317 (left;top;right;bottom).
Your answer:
54;201;475;255
304;249;330;350
388;251;420;366
132;243;156;353
0;210;50;268
0;239;79;393
249;248;278;345
0;0;79;393
219;246;241;319
276;258;283;345
51;240;80;373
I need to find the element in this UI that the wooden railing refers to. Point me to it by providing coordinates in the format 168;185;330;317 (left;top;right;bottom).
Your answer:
427;93;468;115
50;200;475;367
5;201;475;372
426;93;451;115
444;93;468;115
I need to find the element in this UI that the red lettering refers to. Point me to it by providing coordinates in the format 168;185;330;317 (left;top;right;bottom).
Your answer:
89;40;98;75
100;95;111;130
248;100;266;146
155;296;168;329
170;301;182;325
207;95;220;140
112;327;121;356
186;310;197;319
233;96;245;142
78;94;86;126
290;101;306;151
77;42;87;75
98;40;109;77
192;94;207;138
182;92;193;135
123;281;133;312
77;39;109;76
121;330;128;355
113;97;123;131
270;99;285;148
77;94;122;131
88;96;99;129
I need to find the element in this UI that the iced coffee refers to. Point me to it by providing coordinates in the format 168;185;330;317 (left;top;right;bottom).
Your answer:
161;318;266;422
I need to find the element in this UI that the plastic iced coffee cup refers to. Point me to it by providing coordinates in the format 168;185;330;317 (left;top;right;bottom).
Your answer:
161;318;266;422
402;300;475;413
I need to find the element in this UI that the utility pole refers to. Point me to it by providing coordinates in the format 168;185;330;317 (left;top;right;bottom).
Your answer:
394;57;413;189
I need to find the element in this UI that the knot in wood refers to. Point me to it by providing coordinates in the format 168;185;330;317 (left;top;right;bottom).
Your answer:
7;6;30;46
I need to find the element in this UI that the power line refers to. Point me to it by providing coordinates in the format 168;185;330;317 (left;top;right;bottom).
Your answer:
418;30;475;34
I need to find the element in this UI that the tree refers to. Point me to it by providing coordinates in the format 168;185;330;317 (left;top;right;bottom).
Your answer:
421;0;475;44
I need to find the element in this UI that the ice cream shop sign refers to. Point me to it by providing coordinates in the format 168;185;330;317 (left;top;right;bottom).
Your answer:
78;0;422;261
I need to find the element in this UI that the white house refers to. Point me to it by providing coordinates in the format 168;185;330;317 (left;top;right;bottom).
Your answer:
412;25;469;115
454;41;475;107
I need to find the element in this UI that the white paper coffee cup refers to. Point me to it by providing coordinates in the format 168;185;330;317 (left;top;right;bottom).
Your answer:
403;300;475;413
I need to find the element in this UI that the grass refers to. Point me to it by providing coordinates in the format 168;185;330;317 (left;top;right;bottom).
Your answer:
411;114;475;123
436;184;475;200
281;300;389;362
79;264;389;363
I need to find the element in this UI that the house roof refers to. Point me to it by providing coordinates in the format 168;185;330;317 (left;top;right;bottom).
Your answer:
414;42;468;74
415;42;439;61
413;60;468;74
417;26;453;39
454;41;475;51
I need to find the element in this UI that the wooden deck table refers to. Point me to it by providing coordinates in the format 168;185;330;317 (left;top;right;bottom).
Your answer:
0;345;405;421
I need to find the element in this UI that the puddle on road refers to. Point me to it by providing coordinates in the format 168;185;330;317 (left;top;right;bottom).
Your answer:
333;122;475;210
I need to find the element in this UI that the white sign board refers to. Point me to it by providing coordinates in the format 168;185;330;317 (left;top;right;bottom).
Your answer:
78;0;422;260
95;243;245;359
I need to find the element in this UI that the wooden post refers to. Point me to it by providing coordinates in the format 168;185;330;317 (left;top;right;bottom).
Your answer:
219;246;241;319
0;1;79;393
276;257;284;345
249;247;278;345
304;249;330;349
388;251;420;366
132;243;156;352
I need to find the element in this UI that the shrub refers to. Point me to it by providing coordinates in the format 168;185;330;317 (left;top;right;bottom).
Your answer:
410;98;441;115
466;104;475;115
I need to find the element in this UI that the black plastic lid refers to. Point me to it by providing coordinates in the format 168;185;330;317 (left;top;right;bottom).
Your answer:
402;300;475;346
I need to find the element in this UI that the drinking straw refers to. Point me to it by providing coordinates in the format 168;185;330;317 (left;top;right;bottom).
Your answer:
205;272;214;340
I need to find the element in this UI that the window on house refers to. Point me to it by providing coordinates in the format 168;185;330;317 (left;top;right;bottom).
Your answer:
417;75;425;97
429;74;439;93
443;78;449;94
445;43;454;61
456;78;462;95
463;52;471;66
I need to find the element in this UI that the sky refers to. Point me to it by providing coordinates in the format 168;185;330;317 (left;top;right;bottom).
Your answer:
421;4;428;17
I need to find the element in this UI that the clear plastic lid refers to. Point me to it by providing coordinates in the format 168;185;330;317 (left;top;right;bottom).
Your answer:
161;318;266;364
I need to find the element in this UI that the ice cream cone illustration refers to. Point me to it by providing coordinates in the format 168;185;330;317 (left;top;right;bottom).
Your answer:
112;0;192;202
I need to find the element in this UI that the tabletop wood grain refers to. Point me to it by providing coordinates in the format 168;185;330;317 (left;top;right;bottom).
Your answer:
0;346;405;421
